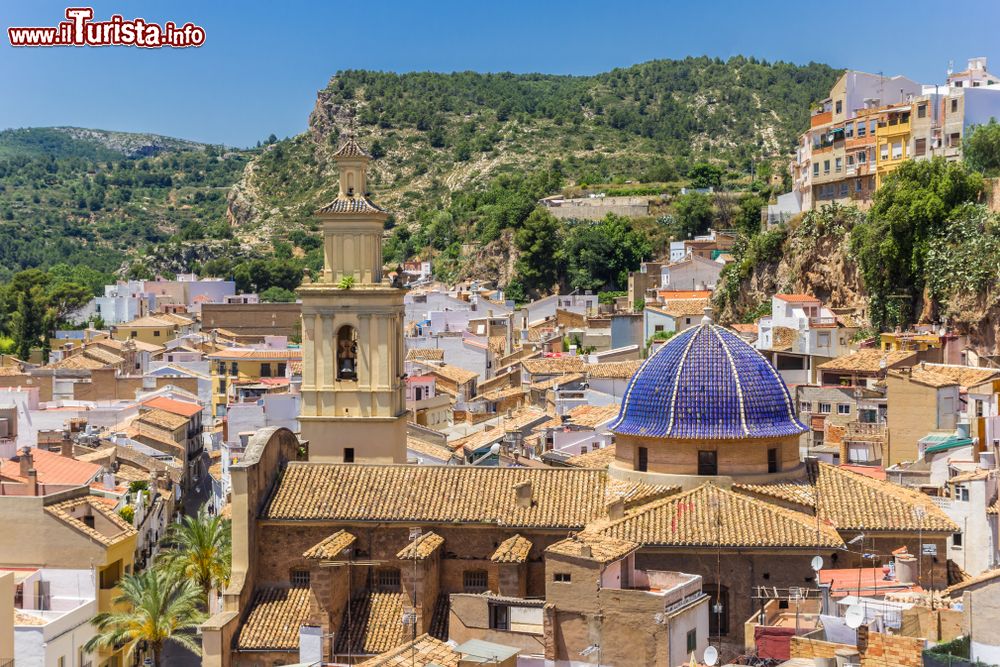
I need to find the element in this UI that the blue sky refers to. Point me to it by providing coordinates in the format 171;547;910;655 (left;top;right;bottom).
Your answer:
2;0;999;147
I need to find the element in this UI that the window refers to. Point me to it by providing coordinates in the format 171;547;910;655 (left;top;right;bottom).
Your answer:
554;572;571;583
949;132;961;147
698;450;718;475
951;99;959;113
153;330;161;337
377;568;401;592
953;532;963;548
260;363;272;378
489;603;509;630
870;120;877;135
230;362;238;376
464;570;489;593
847;155;854;166
955;485;970;502
857;122;866;137
687;629;698;653
130;331;137;338
839;182;849;197
813;163;819;176
291;569;310;587
837;404;851;415
915;138;927;156
636;446;648;472
835;157;842;172
818;403;832;414
857;150;866;163
336;325;358;381
277;362;287;376
705;585;730;636
767;448;778;474
835;100;842;114
855;179;863;192
800;401;812;412
823;160;830;174
343;448;355;463
654;324;664;333
891;141;903;160
880;144;889;161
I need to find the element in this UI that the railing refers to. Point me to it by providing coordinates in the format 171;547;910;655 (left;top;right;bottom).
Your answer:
809;316;837;327
844;422;886;442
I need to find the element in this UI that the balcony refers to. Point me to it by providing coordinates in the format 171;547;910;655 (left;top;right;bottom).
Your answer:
811;110;833;128
844;421;886;442
809;316;837;327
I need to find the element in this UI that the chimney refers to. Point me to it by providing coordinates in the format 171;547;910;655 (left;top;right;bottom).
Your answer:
580;543;593;559
894;552;917;585
606;498;625;521
514;480;533;508
61;438;74;458
19;447;32;479
26;468;38;496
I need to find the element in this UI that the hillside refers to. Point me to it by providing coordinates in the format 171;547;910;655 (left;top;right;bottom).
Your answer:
229;57;841;282
0;127;252;282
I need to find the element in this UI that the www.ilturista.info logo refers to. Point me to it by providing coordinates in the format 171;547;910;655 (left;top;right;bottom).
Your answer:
8;7;205;48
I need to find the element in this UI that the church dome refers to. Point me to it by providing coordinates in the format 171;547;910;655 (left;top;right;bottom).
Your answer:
611;324;806;440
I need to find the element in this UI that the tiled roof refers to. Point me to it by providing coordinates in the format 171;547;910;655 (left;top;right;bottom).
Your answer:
405;437;454;462
396;531;444;560
140;396;202;417
491;534;532;563
566;404;620;428
611;324;806;440
137;408;190;430
530;373;585;391
94;337;164;353
0;366;26;376
406;348;445;361
474;386;525;403
263;464;650;529
448;407;549;453
0;447;101;486
818;350;916;373
358;634;460;667
943;568;1000;597
547;533;639;563
333;137;370;158
917;363;1000;389
658;298;711;318
423;363;478;385
488;335;508;356
45;496;137;546
303;530;357;560
734;480;816;508
814;463;957;532
895;367;959;388
522;357;586;375
206;348;302;361
335;592;409;656
775;294;820;302
565;445;617;469
730;323;759;335
597;482;844;548
317;196;386;215
771;326;797;351
586;360;643;379
236;586;311;650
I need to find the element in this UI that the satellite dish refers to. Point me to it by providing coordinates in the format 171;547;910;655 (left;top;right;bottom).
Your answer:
704;646;719;667
811;555;824;572
845;604;865;629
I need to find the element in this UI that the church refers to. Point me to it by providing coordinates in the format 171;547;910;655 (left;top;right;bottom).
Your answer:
201;140;957;667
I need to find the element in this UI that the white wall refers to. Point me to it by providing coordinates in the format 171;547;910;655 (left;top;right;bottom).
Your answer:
668;600;709;667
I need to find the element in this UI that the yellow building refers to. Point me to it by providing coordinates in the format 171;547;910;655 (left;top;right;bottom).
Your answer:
875;105;912;187
206;348;302;417
880;331;942;353
111;313;194;345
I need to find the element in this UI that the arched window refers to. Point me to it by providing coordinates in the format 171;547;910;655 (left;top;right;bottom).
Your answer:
345;171;355;196
337;326;358;381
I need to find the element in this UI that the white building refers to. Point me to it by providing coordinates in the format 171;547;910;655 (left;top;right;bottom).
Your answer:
659;254;722;291
11;567;98;667
756;294;856;386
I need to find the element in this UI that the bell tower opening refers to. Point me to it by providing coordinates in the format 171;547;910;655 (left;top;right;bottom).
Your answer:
336;325;358;381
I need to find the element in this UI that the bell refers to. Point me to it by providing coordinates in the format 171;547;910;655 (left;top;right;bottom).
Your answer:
339;357;356;380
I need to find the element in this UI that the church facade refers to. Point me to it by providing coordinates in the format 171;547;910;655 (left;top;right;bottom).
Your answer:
201;141;958;667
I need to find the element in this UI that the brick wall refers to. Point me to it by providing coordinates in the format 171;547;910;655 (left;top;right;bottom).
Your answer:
860;630;924;667
790;636;843;659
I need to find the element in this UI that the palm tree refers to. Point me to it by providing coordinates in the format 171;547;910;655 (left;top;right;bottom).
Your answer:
85;567;205;667
159;505;232;603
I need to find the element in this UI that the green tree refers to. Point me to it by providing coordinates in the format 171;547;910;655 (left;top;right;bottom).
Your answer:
687;162;724;189
850;158;983;330
159;506;232;602
84;568;205;667
259;286;297;303
674;192;714;239
563;214;651;291
964;118;1000;176
735;193;766;238
514;208;562;293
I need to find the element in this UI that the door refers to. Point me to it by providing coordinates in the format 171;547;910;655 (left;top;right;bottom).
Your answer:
698;450;718;475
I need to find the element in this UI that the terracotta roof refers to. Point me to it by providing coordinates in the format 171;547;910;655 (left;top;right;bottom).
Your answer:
423;363;478;385
118;315;184;328
565;445;617;469
303;530;357;560
448;407;549;453
771;326;797;351
406;348;445;361
818;350;917;373
488;335;508;356
0;447;101;486
734;480;816;508
94;337;164;353
893;367;959;389
474;386;525;403
949;469;991;483
137;408;190;431
730;323;759;334
14;610;47;626
45;496;136;546
815;463;958;532
918;363;1000;390
206;348;302;361
530;373;585;391
406;437;454;462
491;534;532;563
597;482;844;548
333;137;370;158
317;196;386;215
358;634;460;667
48;349;124;370
0;366;26;377
586;360;643;379
522;357;586;375
775;294;821;303
396;531;444;560
658;298;711;318
943;568;1000;597
335;592;409;656
263;463;654;529
547;532;639;563
140;396;202;417
565;404;620;428
236;586;311;651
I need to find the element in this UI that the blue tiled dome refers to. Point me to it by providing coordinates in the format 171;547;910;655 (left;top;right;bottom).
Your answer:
611;324;807;440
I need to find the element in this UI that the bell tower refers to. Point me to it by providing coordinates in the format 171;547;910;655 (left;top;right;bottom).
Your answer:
298;137;407;463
